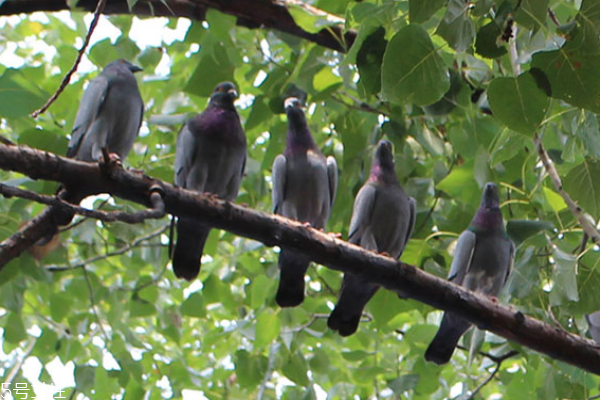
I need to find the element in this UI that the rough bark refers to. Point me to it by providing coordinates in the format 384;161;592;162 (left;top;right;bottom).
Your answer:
0;0;356;52
0;142;599;375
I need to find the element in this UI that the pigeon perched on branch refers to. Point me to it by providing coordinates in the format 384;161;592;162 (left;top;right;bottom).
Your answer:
67;59;144;162
425;182;514;365
328;139;416;336
272;97;338;307
172;82;247;281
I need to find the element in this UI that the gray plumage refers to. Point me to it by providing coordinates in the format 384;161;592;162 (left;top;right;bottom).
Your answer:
327;140;416;336
586;311;600;343
425;182;514;365
272;97;338;307
67;59;143;161
173;82;247;281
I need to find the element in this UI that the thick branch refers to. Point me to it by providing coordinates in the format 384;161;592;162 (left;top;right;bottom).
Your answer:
0;143;599;375
0;0;356;53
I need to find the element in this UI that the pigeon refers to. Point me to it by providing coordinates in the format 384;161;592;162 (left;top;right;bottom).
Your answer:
586;311;600;344
327;140;416;336
172;82;247;281
67;59;144;162
272;97;338;307
425;182;514;365
34;59;144;245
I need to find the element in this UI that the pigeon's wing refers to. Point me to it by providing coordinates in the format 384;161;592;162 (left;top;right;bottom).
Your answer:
403;196;417;249
448;230;476;285
326;156;338;208
272;154;287;214
348;184;376;243
504;240;515;284
586;311;600;343
174;123;196;189
67;77;109;158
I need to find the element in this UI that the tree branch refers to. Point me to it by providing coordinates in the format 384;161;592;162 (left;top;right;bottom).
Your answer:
534;133;600;243
0;143;599;375
0;182;165;224
30;0;107;117
466;350;518;400
0;0;356;53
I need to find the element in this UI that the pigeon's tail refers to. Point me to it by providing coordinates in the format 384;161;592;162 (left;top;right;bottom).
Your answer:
172;218;211;281
425;313;471;365
276;250;311;308
328;274;379;337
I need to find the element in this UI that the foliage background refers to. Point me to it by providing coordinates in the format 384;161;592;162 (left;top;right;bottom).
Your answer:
1;0;600;398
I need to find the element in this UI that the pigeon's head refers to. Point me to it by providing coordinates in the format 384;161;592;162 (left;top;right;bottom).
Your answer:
284;97;308;131
107;59;143;73
370;140;397;183
210;82;238;108
374;140;395;169
481;182;500;210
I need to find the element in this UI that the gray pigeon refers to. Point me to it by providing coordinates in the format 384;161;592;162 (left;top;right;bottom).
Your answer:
173;82;247;281
586;311;600;343
425;182;514;365
272;97;338;307
327;140;416;336
67;59;144;162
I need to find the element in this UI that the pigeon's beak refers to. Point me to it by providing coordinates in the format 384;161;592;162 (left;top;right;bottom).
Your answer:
130;64;143;73
482;182;500;209
284;97;300;110
228;88;238;98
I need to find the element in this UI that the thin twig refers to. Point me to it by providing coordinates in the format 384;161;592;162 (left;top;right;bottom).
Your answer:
47;224;168;272
59;198;111;233
466;350;519;400
548;8;560;27
30;0;107;117
0;183;166;224
330;93;388;117
81;264;110;342
283;313;329;334
534;133;600;243
1;340;36;397
0;135;15;146
257;342;280;400
395;328;520;364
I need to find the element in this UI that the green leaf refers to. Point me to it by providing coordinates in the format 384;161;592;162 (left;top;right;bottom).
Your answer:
369;289;404;329
356;27;387;95
50;292;72;322
531;22;600;112
180;291;206;318
282;350;310;387
409;0;446;23
0;68;47;118
234;350;268;388
341;350;373;361
251;275;273;309
388;374;420;395
435;0;476;52
4;312;26;344
381;24;450;106
75;365;96;393
487;71;550;135
506;220;554;243
563;159;600;219
543;186;568;213
254;308;281;348
513;0;549;29
549;247;579;305
184;33;235;98
475;21;507;58
129;297;157;317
